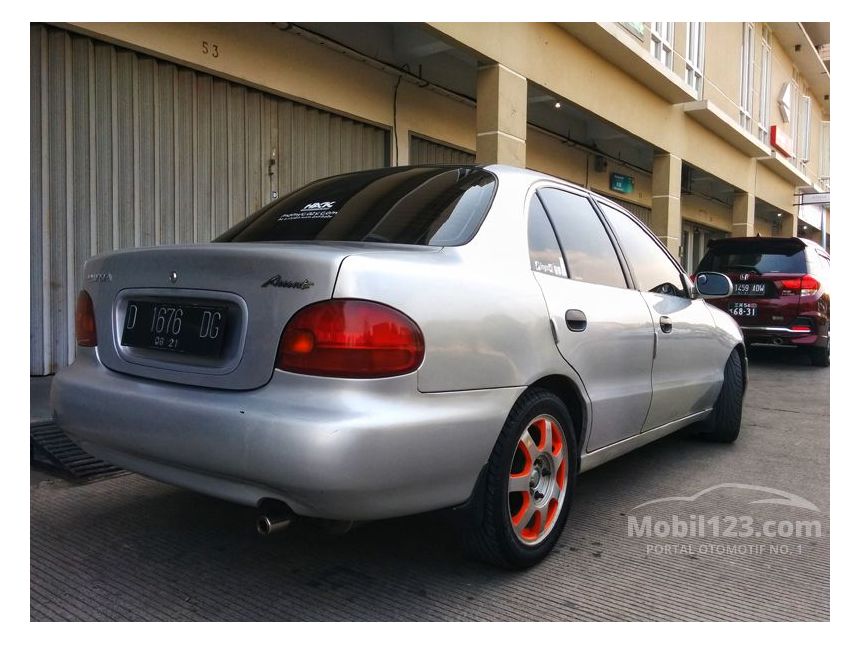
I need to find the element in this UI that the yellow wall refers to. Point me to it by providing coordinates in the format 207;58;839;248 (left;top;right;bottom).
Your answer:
754;216;779;237
764;28;827;187
431;22;765;194
588;163;652;208
395;81;476;165
756;165;796;214
703;23;744;120
65;21;823;242
526;127;588;185
64;22;479;169
681;194;733;232
526;128;654;208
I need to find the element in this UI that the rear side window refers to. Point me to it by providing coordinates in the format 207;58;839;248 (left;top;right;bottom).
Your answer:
601;204;687;297
812;250;830;278
696;242;807;274
537;188;626;289
216;166;496;246
527;196;567;278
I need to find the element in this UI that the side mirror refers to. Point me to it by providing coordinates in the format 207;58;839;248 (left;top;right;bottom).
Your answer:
694;272;733;299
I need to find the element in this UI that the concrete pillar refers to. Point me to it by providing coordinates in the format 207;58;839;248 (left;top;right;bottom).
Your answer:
821;207;828;248
651;153;682;259
732;192;755;237
788;207;800;237
476;63;527;167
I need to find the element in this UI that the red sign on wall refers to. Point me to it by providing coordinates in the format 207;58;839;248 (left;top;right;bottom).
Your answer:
770;125;794;158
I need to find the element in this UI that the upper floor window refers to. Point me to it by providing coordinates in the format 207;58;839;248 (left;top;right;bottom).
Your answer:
739;22;755;131
651;22;674;68
798;94;812;169
820;121;830;187
684;22;705;96
788;76;801;162
757;25;773;144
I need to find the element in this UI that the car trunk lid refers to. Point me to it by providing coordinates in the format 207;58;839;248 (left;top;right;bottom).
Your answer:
83;242;364;390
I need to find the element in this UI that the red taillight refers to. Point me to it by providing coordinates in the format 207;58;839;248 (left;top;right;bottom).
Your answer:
780;274;820;296
789;317;815;334
276;300;425;378
75;290;97;347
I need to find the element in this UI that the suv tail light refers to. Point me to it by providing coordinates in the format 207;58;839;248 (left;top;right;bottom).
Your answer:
75;290;97;347
276;299;425;378
780;274;820;296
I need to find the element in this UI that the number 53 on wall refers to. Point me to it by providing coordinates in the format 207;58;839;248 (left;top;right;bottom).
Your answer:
201;41;220;58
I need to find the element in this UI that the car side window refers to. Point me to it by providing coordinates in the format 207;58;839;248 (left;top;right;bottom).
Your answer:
813;250;830;278
528;196;568;278
537;188;627;289
600;203;688;298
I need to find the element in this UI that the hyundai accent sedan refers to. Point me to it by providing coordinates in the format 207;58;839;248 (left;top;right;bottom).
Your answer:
52;165;745;568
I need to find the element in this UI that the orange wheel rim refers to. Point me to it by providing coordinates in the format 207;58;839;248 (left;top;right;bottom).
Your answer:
507;414;569;546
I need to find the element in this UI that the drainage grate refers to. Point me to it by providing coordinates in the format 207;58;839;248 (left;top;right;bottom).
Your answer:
31;422;126;481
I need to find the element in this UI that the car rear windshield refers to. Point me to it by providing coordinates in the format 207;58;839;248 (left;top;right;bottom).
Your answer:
696;241;807;274
216;166;496;246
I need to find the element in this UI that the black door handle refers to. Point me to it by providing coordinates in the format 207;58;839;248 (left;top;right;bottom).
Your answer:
565;309;587;332
659;315;673;333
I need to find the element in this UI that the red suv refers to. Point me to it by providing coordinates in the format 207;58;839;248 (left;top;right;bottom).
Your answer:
694;236;830;366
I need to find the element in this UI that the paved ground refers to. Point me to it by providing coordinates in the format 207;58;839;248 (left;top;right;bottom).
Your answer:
30;346;829;621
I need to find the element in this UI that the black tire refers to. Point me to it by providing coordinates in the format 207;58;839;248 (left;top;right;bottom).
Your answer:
698;349;744;443
809;343;829;367
462;388;577;569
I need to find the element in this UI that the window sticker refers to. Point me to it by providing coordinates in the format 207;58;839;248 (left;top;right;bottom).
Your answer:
533;256;566;277
278;201;338;221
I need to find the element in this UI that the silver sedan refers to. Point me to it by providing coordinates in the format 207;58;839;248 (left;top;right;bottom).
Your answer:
52;164;745;568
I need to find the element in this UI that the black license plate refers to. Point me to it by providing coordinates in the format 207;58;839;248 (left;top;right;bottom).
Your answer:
728;302;758;317
121;300;228;357
734;282;767;296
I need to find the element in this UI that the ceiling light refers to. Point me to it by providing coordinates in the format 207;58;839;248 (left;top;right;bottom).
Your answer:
554;101;561;109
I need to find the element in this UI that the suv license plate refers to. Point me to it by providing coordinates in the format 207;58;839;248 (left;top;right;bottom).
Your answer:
734;282;767;296
729;303;758;317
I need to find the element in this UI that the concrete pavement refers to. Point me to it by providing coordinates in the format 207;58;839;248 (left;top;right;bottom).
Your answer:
30;346;829;621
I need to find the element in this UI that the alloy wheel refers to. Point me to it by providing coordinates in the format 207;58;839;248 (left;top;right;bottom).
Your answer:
507;414;569;545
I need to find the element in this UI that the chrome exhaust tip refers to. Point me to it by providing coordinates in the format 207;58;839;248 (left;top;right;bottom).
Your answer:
257;514;293;535
256;499;296;536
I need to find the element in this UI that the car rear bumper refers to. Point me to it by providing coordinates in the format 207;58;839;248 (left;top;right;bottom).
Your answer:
739;325;822;347
51;349;523;520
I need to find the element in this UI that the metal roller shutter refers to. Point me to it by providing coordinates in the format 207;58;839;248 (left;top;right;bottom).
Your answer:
409;135;475;165
30;24;390;375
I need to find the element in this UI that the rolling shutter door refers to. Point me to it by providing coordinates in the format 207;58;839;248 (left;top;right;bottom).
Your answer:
30;24;389;374
409;135;475;165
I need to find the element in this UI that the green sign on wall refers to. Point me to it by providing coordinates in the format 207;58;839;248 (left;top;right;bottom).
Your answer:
610;172;635;194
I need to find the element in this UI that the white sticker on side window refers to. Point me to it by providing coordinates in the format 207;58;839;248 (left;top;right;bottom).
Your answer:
532;255;566;277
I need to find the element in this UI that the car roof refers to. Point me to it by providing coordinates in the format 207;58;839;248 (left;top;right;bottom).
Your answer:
708;236;825;251
484;163;626;202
